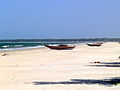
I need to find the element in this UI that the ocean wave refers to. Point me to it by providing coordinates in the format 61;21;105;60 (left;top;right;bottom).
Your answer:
0;45;45;51
14;45;23;47
2;45;9;48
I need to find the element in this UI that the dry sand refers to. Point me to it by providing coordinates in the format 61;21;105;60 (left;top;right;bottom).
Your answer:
0;42;120;90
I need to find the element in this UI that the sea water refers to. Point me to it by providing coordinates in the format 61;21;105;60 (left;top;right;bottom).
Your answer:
0;42;77;51
0;39;99;51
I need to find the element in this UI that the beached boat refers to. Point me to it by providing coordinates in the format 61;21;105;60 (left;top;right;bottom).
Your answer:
87;43;103;46
44;44;76;50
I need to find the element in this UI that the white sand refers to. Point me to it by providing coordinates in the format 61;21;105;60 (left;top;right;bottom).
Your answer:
0;42;120;90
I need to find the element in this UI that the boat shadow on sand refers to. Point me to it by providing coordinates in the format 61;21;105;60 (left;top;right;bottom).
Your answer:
32;62;120;86
33;77;120;86
89;62;120;67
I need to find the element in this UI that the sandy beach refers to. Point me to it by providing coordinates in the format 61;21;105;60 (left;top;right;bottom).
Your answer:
0;42;120;90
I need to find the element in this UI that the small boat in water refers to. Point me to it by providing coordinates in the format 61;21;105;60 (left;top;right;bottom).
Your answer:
44;44;76;50
87;42;103;46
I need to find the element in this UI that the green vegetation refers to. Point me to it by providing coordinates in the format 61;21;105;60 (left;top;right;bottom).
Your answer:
114;83;120;86
0;38;120;42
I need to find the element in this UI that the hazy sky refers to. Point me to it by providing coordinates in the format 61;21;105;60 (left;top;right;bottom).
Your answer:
0;0;120;39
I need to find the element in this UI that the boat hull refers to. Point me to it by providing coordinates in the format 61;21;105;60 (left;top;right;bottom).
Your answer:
44;45;76;50
87;43;102;46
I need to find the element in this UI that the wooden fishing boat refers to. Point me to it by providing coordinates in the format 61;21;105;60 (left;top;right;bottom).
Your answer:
87;43;103;46
44;44;76;50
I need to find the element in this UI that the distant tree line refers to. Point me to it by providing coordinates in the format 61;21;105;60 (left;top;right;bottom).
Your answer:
0;38;120;42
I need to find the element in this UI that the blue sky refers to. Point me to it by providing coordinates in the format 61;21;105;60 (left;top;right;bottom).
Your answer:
0;0;120;39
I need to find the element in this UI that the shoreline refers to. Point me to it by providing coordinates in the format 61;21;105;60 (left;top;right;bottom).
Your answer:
0;42;79;52
0;41;111;52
